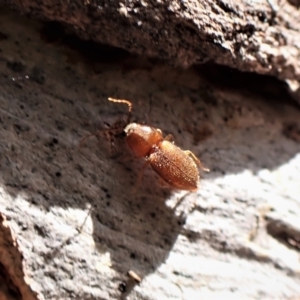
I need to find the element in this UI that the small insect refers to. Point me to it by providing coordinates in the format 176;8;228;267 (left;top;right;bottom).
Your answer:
105;97;209;191
127;270;142;283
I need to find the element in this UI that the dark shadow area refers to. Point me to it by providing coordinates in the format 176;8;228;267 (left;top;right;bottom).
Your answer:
40;21;131;66
0;262;22;300
40;20;162;74
195;63;298;108
266;218;300;252
286;0;300;9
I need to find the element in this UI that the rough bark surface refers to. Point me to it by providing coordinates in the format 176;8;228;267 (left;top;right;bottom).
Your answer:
0;5;300;300
2;0;300;103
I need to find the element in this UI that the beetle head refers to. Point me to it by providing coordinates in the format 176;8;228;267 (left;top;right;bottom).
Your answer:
124;123;163;157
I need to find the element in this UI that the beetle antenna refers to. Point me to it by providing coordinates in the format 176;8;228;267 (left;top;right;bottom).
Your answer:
78;133;97;151
108;97;133;124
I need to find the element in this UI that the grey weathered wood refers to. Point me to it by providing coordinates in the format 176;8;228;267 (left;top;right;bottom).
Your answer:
0;5;300;300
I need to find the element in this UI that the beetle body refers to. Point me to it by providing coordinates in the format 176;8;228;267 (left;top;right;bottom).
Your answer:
148;140;200;191
102;98;207;191
125;122;200;191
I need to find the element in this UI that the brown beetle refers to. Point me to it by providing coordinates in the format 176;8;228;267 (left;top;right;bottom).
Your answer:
107;97;208;191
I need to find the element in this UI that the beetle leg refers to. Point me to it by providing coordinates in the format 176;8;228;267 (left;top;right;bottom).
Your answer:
79;124;122;154
158;177;171;188
78;133;97;151
132;161;151;193
184;150;210;172
164;134;174;142
172;191;196;211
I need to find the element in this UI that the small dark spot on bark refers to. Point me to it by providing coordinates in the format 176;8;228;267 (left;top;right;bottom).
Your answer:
164;238;170;245
30;66;45;84
34;224;45;237
7;60;26;72
220;241;227;249
13;123;30;134
0;31;8;41
283;122;300;143
150;212;156;218
56;120;65;131
215;0;238;15
75;164;83;173
257;11;268;22
118;282;127;293
177;219;184;226
101;186;108;193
